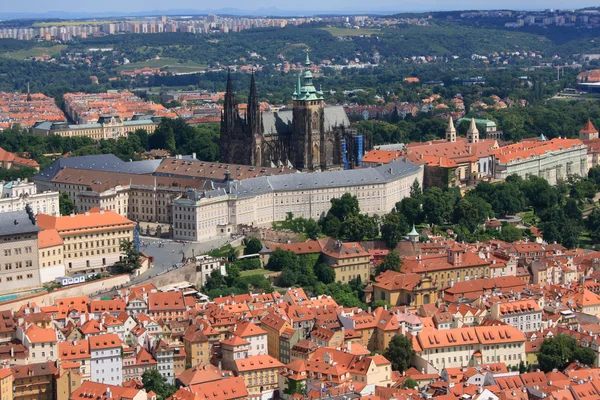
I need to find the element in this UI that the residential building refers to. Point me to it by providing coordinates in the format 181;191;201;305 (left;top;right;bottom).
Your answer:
36;208;135;275
56;368;82;400
89;333;122;385
233;354;283;398
318;238;371;283
229;321;267;356
10;361;58;400
0;180;58;216
0;367;13;400
147;292;186;322
58;339;91;381
0;147;39;171
260;312;292;359
489;300;543;332
17;324;57;364
69;381;147;400
152;340;175;385
182;325;210;368
413;325;526;372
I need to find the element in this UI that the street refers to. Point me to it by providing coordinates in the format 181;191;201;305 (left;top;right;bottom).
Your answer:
131;236;233;285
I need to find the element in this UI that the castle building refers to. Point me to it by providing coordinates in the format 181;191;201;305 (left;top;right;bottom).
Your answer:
220;55;369;171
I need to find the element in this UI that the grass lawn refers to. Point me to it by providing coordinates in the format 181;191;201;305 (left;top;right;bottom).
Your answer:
2;45;68;60
116;58;207;73
321;27;381;37
240;268;269;277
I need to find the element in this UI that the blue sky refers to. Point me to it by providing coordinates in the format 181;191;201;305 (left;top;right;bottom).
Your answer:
3;0;600;14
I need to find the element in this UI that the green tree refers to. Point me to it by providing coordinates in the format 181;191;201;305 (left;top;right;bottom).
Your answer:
329;193;360;222
422;187;453;225
244;238;263;255
498;225;524;243
404;378;418;389
320;213;342;238
314;262;336;284
381;211;409;249
341;214;379;241
375;251;402;276
266;248;299;272
383;334;415;372
59;192;76;216
203;269;226;291
410;179;422;199
112;240;141;274
283;379;306;396
396;197;423;225
142;369;176;400
537;334;595;372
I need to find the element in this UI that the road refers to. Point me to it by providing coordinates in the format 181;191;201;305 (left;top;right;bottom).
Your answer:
130;236;233;285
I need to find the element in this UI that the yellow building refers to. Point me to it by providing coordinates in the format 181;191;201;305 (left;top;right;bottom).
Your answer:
37;208;135;275
372;270;438;307
0;368;13;400
10;361;58;400
403;243;491;289
414;325;526;372
260;312;292;359
56;369;82;400
234;355;283;397
318;238;370;283
183;325;210;368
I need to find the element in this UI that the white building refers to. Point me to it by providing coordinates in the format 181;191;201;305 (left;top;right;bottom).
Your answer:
489;300;543;332
152;340;174;385
195;255;226;287
90;333;123;385
0;180;59;216
173;159;423;242
493;137;588;185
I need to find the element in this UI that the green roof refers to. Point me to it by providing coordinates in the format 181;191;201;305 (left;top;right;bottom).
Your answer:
408;224;419;236
457;118;496;127
293;52;324;102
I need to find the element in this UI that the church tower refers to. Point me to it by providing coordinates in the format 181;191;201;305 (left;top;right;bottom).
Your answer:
467;118;479;143
446;117;456;143
291;52;325;171
580;120;599;141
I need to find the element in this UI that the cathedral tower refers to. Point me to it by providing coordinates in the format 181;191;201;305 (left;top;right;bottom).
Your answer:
291;52;325;170
247;72;264;166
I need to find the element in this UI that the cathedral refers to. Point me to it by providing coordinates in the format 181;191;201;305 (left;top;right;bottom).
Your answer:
220;55;369;171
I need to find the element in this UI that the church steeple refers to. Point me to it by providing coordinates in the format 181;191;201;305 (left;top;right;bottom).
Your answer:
247;71;261;135
467;118;479;143
446;117;456;142
223;69;238;132
293;51;324;102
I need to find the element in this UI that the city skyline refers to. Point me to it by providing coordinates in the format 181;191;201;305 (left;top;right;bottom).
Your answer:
1;1;600;17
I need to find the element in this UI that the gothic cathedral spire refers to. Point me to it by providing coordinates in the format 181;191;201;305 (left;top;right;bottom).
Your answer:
224;69;237;132
247;71;261;134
